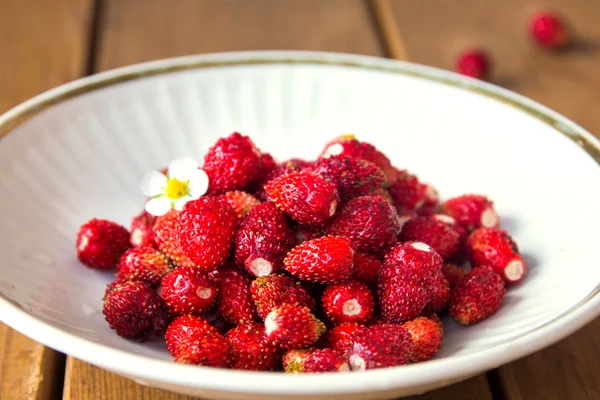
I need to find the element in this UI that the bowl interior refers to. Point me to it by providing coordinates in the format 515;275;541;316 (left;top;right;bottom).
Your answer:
1;59;600;363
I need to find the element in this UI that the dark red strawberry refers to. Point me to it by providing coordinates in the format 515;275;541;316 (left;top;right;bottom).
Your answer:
153;209;196;268
429;271;451;313
352;251;382;283
203;132;261;194
177;197;237;272
264;304;325;349
293;224;323;245
225;322;280;371
440;194;499;232
77;219;130;269
160;267;218;315
165;315;232;367
216;264;257;325
250;274;315;320
129;211;157;248
328;322;364;358
283;236;355;283
402;316;443;362
265;171;340;226
325;195;400;255
387;169;429;216
235;202;295;277
322;281;374;325
116;246;172;287
399;215;461;259
347;323;413;370
284;348;349;373
102;281;168;341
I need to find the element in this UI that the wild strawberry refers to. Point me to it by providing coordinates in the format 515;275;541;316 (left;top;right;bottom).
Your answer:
293;224;323;245
102;281;169;341
309;155;385;201
417;184;440;216
456;49;491;80
319;135;397;187
353;252;381;283
160;267;218;315
222;191;261;222
450;266;505;325
250;274;315;320
103;280;121;301
284;348;349;373
322;281;374;325
378;242;442;323
325;195;400;254
165;315;232;367
235;203;295;277
203;311;234;335
441;263;469;287
255;152;278;185
129;211;157;248
347;324;413;370
368;186;394;205
264;304;325;349
225;322;279;370
328;322;364;358
467;227;525;284
429;272;451;313
284;236;355;283
152;210;195;268
216;264;257;325
265;171;340;226
77;219;130;269
419;308;444;332
399;216;461;259
177;197;237;272
529;11;570;49
387;169;429;216
440;194;499;232
203;132;261;194
282;349;310;371
116;246;172;287
402;316;443;362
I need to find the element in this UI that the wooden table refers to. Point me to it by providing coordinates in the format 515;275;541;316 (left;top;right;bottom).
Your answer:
1;0;599;399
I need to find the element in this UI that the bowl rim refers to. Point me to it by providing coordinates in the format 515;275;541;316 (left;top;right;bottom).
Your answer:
1;50;600;396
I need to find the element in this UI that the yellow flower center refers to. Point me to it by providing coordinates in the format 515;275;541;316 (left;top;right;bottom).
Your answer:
164;178;189;199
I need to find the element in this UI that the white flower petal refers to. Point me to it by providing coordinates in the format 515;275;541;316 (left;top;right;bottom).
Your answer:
145;197;172;216
168;157;199;180
186;169;209;198
140;171;167;197
174;195;194;211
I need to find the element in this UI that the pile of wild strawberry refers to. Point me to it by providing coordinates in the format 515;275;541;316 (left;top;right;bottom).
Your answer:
76;133;526;373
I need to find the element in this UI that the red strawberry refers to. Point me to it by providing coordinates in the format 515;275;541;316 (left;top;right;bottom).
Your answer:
450;266;506;325
382;241;443;286
347;324;413;370
284;348;349;373
129;211;157;248
265;171;340;226
255;152;278;185
529;11;570;49
153;209;196;269
250;274;315;320
467;227;526;284
102;281;168;341
417;184;440;216
399;216;461;259
441;263;469;287
165;315;232;367
293;224;323;245
225;322;280;371
77;219;130;269
402;316;443;362
440;194;499;232
328;322;364;358
429;272;451;314
216;264;257;324
387;169;429;216
116;246;172;287
203;132;261;194
353;252;382;283
222;191;261;222
325;195;400;254
177;197;237;272
264;304;325;349
309;155;385;201
235;203;295;277
319;135;397;187
284;236;355;283
160;267;218;315
322;281;374;325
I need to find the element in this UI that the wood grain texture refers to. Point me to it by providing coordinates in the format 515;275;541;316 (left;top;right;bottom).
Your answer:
63;0;493;398
0;0;94;398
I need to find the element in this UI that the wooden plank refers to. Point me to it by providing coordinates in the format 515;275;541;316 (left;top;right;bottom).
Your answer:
389;1;600;399
0;0;95;399
63;0;493;398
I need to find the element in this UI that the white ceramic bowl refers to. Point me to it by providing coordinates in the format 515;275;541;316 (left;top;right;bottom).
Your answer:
1;51;600;400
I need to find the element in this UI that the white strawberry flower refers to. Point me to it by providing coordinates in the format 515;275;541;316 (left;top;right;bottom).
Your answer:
140;157;209;216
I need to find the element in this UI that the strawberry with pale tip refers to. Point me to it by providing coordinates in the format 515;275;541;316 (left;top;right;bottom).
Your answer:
264;304;326;349
129;211;157;248
77;218;131;269
160;267;218;315
284;348;349;373
440;194;499;232
347;323;413;370
225;322;280;371
328;322;364;358
322;281;374;325
116;246;173;287
250;273;316;320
